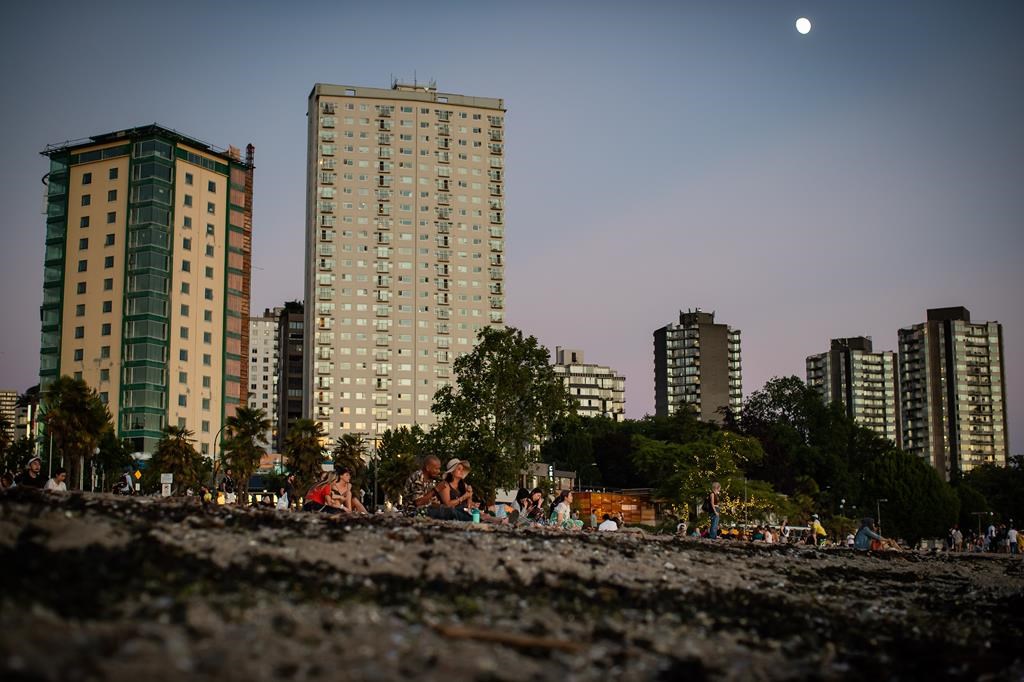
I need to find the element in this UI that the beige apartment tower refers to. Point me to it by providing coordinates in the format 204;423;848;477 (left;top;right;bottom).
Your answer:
899;307;1009;478
552;347;626;421
304;83;506;438
40;125;254;457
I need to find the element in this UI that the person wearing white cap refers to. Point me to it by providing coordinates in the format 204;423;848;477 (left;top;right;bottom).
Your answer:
15;456;45;489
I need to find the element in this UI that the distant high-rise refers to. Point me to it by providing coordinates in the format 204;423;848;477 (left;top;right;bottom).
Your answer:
552;347;626;421
249;307;283;450
899;307;1009;477
40;125;254;456
276;301;304;451
654;310;742;422
806;337;900;445
0;390;17;441
304;82;506;439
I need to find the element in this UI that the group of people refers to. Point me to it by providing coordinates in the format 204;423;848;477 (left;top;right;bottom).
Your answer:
948;522;1019;554
1;456;68;492
301;468;369;514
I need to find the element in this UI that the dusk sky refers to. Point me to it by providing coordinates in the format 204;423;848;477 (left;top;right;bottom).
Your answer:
1;1;1021;449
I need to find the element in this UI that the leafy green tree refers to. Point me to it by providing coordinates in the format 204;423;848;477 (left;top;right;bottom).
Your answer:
958;463;1024;527
540;414;596;483
222;406;271;499
3;437;35;477
94;430;135;490
146;425;204;495
371;426;424;505
283;419;327;495
860;448;959;544
40;376;112;490
431;326;575;505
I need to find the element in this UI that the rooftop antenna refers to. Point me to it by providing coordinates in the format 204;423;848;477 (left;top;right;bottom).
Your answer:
414;70;417;87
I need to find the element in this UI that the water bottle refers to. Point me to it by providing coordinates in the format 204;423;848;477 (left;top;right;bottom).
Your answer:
471;508;481;523
495;503;507;519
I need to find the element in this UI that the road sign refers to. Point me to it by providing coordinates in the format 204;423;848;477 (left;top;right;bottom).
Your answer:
134;470;141;480
160;473;173;484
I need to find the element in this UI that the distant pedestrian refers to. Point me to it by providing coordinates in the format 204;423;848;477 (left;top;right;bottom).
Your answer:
218;468;237;504
809;515;827;547
952;526;963;552
15;456;45;489
44;467;68;492
780;519;791;544
589;508;598;529
1008;526;1018;556
708;482;721;539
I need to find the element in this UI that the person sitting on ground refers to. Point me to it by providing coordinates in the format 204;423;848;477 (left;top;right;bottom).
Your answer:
436;458;475;521
1;472;14;490
15;456;45;489
303;473;342;514
44;467;68;492
402;455;442;516
331;467;369;514
549;490;584;530
855;518;899;551
676;520;688;536
752;527;765;542
598;513;618;532
518;488;546;523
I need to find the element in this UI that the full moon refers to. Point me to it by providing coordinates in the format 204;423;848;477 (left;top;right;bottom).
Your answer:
795;17;812;35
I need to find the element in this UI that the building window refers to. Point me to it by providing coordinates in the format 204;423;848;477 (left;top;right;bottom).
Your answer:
205;266;214;278
182;260;191;273
202;353;211;366
100;369;110;382
179;349;188;361
207;180;216;193
80;216;90;228
104;233;115;246
100;346;110;359
207;202;216;214
106;211;116;224
183;237;192;250
82;172;92;185
101;323;111;336
107;189;117;202
81;195;91;206
203;331;212;344
75;304;85;316
201;420;210;432
202;399;211;411
76;282;87;294
202;376;211;388
108;168;118;180
104;256;114;268
181;303;190;316
99;392;108;404
179;371;187;384
181;282;190;294
73;349;83;361
185;172;193;185
203;310;212;322
205;244;214;256
180;326;190;339
103;278;113;291
184;194;193;207
204;288;213;300
178;395;187;407
102;300;112;313
184;216;192;228
77;260;87;272
79;238;89;250
74;326;84;339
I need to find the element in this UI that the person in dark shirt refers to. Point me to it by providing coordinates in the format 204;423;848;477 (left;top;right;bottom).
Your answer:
15;457;45;489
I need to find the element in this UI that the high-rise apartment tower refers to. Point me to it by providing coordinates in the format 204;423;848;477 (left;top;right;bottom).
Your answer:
304;83;506;439
40;125;254;456
654;310;742;422
806;337;900;445
276;301;304;451
249;307;282;450
552;347;626;421
899;307;1008;477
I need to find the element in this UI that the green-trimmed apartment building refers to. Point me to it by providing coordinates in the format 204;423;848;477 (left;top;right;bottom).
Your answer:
40;125;254;457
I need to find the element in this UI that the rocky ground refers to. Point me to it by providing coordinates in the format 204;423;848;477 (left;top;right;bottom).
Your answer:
1;489;1022;681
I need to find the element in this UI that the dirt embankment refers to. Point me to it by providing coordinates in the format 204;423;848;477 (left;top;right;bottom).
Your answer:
1;489;1022;681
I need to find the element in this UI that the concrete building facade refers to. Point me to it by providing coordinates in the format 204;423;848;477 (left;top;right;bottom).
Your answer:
0;390;17;441
276;301;304;451
40;125;254;457
304;82;506;438
806;337;900;445
898;307;1009;477
654;310;742;422
249;307;282;450
552;347;626;421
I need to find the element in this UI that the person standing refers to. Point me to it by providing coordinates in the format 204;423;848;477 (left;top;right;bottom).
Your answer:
1007;525;1018;556
44;467;68;492
15;457;45;489
707;482;721;539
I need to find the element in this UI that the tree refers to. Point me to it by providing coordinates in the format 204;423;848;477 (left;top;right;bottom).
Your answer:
40;376;112;490
283;419;327;495
371;426;424;505
540;414;597;484
431;326;575;504
331;433;368;491
222;406;271;500
957;464;1024;527
3;437;35;477
860;448;959;544
146;425;204;495
94;430;135;491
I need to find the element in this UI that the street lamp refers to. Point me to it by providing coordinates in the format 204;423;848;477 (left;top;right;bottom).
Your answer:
212;422;228;484
876;498;889;533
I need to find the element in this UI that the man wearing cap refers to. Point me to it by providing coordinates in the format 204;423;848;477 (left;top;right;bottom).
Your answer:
402;455;442;516
15;456;46;489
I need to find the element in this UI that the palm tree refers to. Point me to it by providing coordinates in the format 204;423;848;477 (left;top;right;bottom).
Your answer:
148;425;203;495
331;433;369;490
40;376;112;490
283;419;327;495
222;406;271;502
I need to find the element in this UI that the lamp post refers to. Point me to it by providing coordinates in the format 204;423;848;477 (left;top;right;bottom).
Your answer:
212;423;228;484
876;498;888;533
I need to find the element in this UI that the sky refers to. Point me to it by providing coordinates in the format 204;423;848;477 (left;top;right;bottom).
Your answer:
1;0;1021;450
